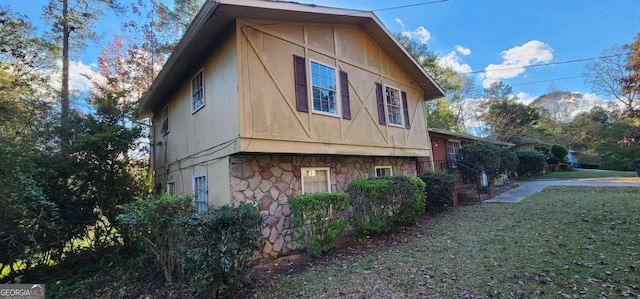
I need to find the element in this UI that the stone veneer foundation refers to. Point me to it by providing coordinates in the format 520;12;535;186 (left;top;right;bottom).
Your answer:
228;154;418;257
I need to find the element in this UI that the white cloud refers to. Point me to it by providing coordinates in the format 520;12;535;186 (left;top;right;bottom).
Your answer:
395;18;405;29
482;40;554;88
400;25;431;44
437;51;472;73
47;60;105;93
455;45;471;56
515;91;536;105
69;61;105;92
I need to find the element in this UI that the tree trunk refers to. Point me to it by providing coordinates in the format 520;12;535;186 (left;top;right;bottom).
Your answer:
61;0;70;154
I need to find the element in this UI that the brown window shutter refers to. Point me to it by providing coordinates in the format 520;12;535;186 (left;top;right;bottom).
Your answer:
402;91;410;129
375;82;386;125
293;55;308;112
339;70;351;120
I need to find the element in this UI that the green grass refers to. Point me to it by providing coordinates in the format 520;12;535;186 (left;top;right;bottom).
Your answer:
538;169;637;179
258;186;640;298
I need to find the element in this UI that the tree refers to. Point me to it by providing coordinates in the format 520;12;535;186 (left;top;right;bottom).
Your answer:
395;33;479;132
42;0;123;153
621;33;640;117
531;83;582;124
484;97;540;143
584;44;638;117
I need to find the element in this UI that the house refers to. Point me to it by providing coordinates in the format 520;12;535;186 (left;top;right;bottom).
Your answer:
427;128;514;204
137;0;444;256
428;128;514;170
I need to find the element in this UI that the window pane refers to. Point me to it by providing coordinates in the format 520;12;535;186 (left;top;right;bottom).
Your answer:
310;62;337;115
302;168;329;194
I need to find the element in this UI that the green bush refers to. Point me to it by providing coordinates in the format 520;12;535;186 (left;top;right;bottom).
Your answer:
515;150;547;177
346;176;426;236
459;143;501;182
289;193;350;257
118;196;264;297
551;144;569;161
116;194;193;283
418;171;456;211
498;147;519;177
177;202;264;297
559;163;572;171
579;163;600;169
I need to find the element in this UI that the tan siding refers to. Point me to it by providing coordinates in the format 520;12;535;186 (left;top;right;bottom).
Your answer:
153;31;239;187
237;20;430;157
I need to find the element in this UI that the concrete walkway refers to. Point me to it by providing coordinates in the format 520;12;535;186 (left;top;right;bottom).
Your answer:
485;177;640;203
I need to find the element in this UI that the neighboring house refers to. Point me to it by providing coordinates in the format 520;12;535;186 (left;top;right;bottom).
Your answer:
428;128;514;170
512;137;547;151
138;0;444;257
567;150;580;168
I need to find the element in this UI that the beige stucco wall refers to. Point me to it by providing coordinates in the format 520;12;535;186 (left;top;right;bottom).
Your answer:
152;31;239;196
236;20;431;157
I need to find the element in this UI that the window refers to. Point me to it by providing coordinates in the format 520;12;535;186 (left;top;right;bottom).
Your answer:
301;167;330;194
310;61;337;115
193;175;207;213
166;181;176;196
447;141;461;168
191;70;204;113
375;166;393;177
160;106;169;135
385;86;403;126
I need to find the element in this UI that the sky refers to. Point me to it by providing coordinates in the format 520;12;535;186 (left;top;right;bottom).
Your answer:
6;0;640;106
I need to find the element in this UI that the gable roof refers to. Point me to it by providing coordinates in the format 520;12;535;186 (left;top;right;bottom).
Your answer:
138;0;445;116
429;128;515;147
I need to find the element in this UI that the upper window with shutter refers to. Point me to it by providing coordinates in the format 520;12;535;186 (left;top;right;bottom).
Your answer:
310;61;338;115
385;85;403;127
293;55;351;119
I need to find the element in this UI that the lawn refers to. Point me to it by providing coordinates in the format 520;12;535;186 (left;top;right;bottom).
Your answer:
538;169;637;179
257;186;640;298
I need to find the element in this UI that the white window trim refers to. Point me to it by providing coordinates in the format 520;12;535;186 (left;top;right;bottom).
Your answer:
192;174;207;213
309;59;340;118
374;166;393;177
161;105;169;136
384;84;404;128
191;69;205;114
166;180;176;196
301;167;331;194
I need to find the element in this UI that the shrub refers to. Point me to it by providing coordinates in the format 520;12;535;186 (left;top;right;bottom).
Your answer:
346;176;425;236
579;163;600;169
177;202;264;297
418;171;456;211
458;143;502;181
559;163;572;171
116;194;193;283
289;193;350;257
516;150;547;177
551;144;569;161
498;147;519;177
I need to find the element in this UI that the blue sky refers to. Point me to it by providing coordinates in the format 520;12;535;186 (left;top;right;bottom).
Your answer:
7;0;640;103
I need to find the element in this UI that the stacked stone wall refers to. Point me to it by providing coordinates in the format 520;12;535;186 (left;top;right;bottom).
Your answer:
229;154;417;257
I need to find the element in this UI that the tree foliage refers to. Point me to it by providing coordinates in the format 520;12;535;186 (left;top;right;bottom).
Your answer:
483;95;540;143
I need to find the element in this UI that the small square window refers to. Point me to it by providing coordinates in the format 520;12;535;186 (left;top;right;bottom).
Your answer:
193;175;207;213
301;167;331;194
385;86;403;126
375;166;393;177
191;71;204;113
166;181;176;196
